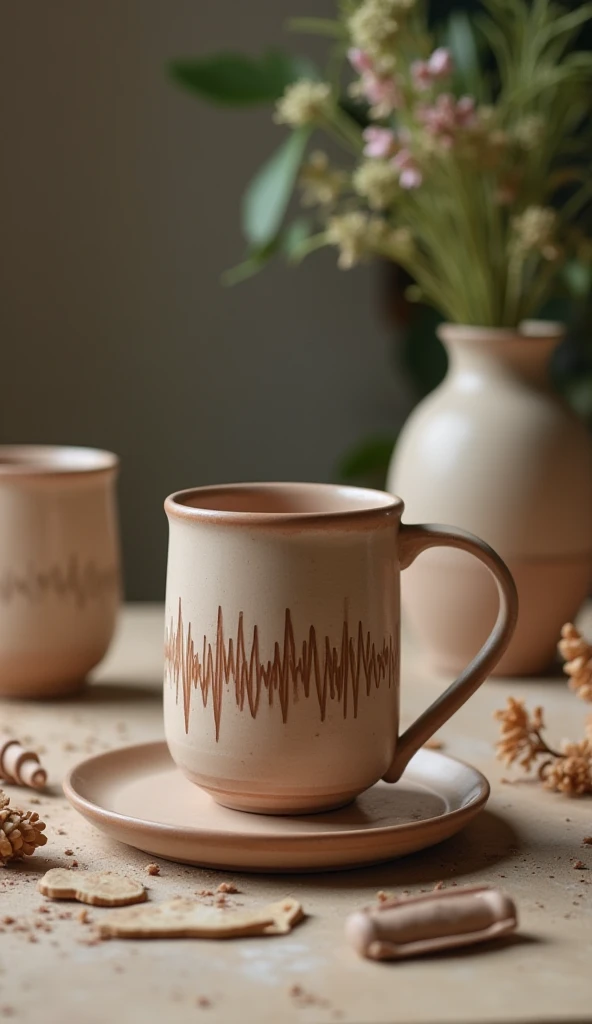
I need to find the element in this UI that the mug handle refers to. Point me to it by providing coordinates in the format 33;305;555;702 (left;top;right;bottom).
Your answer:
382;523;519;784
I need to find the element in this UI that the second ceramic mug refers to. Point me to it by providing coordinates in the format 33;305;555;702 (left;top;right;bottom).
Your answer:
164;482;518;814
0;446;120;698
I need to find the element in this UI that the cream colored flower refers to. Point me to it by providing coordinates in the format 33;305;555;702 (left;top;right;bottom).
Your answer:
325;211;385;268
274;81;331;127
326;212;373;268
510;206;559;260
513;115;545;151
353;159;400;210
299;152;346;207
348;0;415;69
326;212;412;268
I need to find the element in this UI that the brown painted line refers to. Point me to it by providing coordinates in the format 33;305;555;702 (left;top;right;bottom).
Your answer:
164;599;397;740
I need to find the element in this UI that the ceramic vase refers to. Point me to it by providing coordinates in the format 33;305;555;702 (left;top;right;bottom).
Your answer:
387;322;592;676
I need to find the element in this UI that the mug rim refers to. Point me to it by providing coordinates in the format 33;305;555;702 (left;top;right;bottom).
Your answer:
0;445;119;479
165;481;404;526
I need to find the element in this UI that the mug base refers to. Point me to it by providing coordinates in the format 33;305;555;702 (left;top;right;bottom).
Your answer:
186;777;361;816
0;675;86;700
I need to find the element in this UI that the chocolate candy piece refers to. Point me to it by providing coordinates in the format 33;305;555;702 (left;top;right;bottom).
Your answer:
346;886;517;960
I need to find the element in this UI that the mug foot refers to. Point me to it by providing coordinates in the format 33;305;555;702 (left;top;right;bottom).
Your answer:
187;778;360;816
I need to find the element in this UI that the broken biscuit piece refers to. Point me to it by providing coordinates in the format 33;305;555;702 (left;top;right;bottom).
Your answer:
38;869;147;907
99;896;303;940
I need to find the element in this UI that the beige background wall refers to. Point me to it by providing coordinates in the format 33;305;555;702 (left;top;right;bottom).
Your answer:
0;1;406;598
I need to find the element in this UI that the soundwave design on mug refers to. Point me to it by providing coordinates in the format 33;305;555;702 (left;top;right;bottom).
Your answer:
164;598;397;740
0;556;119;608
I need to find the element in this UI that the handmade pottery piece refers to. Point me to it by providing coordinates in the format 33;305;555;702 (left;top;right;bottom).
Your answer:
388;322;592;676
345;887;517;960
0;446;120;697
163;482;516;814
63;741;490;872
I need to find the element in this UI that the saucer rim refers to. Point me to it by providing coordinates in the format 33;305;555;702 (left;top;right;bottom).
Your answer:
63;740;490;848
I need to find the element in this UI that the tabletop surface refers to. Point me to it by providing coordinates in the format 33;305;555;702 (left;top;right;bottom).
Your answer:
2;604;591;1024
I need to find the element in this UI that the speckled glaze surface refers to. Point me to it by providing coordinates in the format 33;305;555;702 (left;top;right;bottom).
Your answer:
63;741;490;872
163;482;517;814
388;323;592;677
0;446;120;697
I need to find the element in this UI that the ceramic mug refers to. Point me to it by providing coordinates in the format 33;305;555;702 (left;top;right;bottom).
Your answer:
0;446;121;698
164;482;517;814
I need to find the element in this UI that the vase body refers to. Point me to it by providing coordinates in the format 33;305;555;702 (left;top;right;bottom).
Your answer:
387;323;592;676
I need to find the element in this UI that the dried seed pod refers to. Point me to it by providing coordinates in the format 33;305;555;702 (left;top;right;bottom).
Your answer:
0;736;47;790
345;886;517;961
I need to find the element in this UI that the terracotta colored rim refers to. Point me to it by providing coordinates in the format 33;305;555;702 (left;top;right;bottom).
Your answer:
165;482;404;527
0;445;119;479
63;741;490;850
437;320;565;345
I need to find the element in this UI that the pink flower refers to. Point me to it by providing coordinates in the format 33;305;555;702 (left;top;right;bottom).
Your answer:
455;95;476;127
411;60;432;92
411;48;454;91
399;166;423;189
428;48;454;79
347;48;401;116
417;93;477;143
363;126;397;158
348;48;373;75
361;73;402;115
392;149;422;189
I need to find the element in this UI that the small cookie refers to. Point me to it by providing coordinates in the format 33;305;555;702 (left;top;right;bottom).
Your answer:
38;868;147;907
99;896;303;940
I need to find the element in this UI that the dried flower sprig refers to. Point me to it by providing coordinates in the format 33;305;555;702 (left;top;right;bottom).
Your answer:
494;698;558;771
495;698;592;796
493;623;592;797
559;623;592;702
540;740;592;797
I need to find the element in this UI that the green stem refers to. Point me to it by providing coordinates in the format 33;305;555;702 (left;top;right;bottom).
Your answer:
560;178;592;224
320;106;363;155
287;17;345;38
289;231;330;263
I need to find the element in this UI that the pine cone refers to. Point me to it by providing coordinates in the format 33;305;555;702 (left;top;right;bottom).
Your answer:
558;623;592;702
0;790;47;865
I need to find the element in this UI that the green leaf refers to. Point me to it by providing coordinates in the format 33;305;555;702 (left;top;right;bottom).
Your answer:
222;219;312;285
280;217;313;262
241;128;311;247
168;50;316;106
563;260;592;300
564;374;592;423
446;12;483;100
338;435;397;487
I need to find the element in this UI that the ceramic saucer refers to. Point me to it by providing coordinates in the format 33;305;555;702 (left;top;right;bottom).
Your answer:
63;742;489;873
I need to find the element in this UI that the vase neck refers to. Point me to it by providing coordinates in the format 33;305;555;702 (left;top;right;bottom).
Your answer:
437;323;564;389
